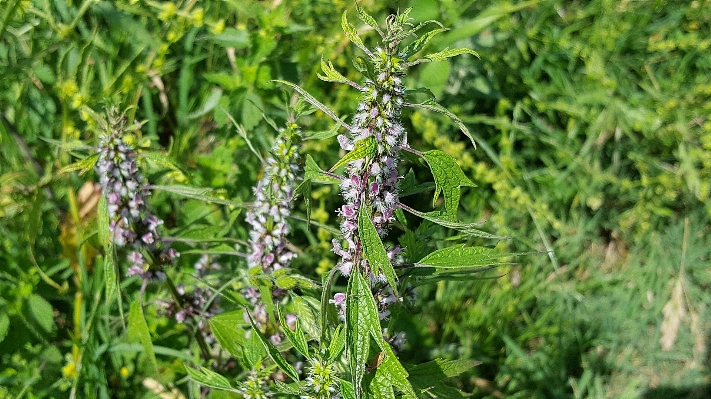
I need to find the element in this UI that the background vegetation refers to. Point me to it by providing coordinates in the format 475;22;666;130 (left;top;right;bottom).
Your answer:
1;0;710;398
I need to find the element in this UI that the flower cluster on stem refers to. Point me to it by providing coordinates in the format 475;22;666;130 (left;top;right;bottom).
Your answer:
95;107;178;280
245;120;302;272
331;21;408;281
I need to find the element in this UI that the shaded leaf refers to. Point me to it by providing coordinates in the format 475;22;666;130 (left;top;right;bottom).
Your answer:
150;185;244;208
58;154;98;176
128;299;158;376
246;310;300;381
184;365;238;391
358;207;398;296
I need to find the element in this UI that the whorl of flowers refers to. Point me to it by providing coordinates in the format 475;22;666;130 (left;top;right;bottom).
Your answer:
331;19;409;278
245;121;302;272
95;107;178;279
302;357;341;399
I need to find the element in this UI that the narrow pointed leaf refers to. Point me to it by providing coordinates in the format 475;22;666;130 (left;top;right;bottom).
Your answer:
128;300;158;376
330;136;377;172
150;185;245;208
346;272;375;399
278;308;310;358
355;3;383;36
318;57;355;85
416;244;503;269
422;48;479;63
184;365;237;391
273;381;304;396
401;28;447;58
273;80;352;131
246;311;300;381
58;154;98;175
327;324;346;362
358;207;398;296
399;206;505;239
305;155;341;184
422;150;475;221
408;99;476;147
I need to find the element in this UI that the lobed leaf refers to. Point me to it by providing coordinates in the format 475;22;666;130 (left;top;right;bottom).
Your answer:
422;150;476;221
318;57;355;85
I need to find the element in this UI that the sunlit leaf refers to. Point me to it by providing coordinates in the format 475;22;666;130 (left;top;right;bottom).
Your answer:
422;150;476;221
330;136;377;172
358;207;398;296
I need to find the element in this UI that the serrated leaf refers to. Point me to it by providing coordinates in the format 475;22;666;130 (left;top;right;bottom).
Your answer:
103;254;117;304
291;295;321;339
358;207;398;296
273;80;352;131
330;136;377;172
275;274;320;290
355;3;383;36
185;365;238;391
346;273;374;399
304;155;341;184
327;324;346;362
402;28;447;59
278;308;309;357
422;48;479;62
246;310;300;381
416;244;502;269
342;10;371;56
409;99;476;147
58;154;98;175
150;185;244;208
209;311;248;359
340;378;356;399
128;299;158;376
422;150;475;220
318;57;354;85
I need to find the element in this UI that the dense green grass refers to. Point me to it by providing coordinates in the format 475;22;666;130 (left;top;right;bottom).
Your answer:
1;0;710;398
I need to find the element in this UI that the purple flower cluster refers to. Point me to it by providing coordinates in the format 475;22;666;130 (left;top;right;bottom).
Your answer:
95;108;178;279
158;255;221;343
332;46;408;278
245;122;302;272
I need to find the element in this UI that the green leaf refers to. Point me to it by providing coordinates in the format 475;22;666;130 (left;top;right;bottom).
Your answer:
410;99;476;147
346;273;373;399
210;28;250;49
401;207;504;239
273;80;351;131
187;87;223;120
327;324;346;362
208;311;249;359
422;150;475;221
243;326;266;369
304;155;341;184
102;254;117;304
401;28;447;59
304;124;341;141
150;185;244;208
407;359;480;398
330;136;377;172
275;274;320;290
354;3;383;36
184;365;238;391
0;313;9;343
423;47;479;62
416;244;503;269
340;378;356;399
57;154;98;176
291;295;321;339
273;380;304;396
358;207;398;296
278;308;309;358
342;10;371;56
27;294;55;333
128;299;158;376
246;310;300;381
318;57;355;85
